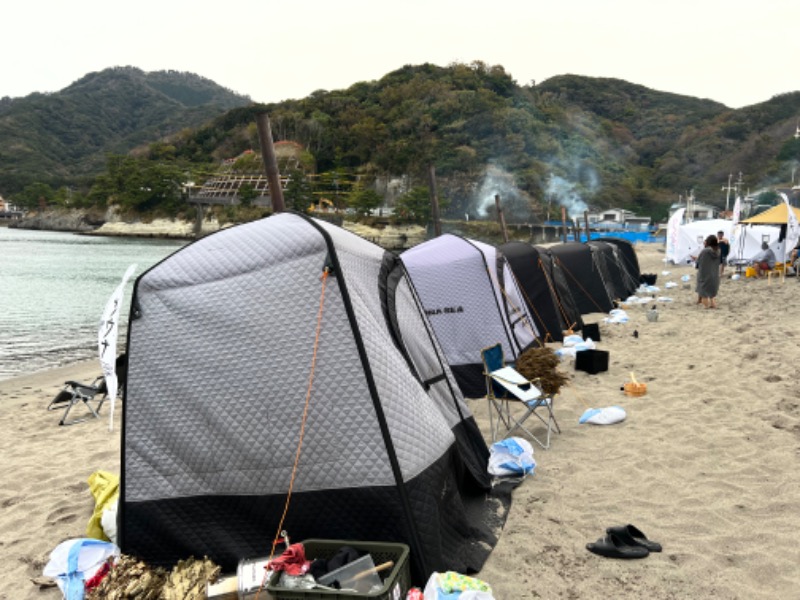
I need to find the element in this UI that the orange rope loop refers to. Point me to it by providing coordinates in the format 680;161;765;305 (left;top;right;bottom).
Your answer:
254;268;330;599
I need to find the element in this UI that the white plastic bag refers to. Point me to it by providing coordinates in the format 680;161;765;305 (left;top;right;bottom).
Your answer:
423;572;495;600
487;437;535;477
43;538;119;599
579;406;626;425
562;334;584;347
100;498;118;545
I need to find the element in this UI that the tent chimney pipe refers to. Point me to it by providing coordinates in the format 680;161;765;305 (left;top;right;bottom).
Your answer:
255;113;285;213
495;194;509;243
428;165;442;237
561;206;568;243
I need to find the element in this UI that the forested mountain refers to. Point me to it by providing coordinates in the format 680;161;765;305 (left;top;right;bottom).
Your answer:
3;62;799;222
0;67;251;192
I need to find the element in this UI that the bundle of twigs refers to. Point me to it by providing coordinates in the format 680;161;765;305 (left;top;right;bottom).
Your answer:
515;345;570;397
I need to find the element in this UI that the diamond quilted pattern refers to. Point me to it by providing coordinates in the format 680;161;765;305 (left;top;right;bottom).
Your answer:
122;214;500;578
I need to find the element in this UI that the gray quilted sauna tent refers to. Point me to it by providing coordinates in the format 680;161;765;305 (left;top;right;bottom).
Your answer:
118;213;505;583
400;234;538;398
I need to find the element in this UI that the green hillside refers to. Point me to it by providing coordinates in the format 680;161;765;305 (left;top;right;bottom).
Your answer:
0;66;251;193
3;62;799;223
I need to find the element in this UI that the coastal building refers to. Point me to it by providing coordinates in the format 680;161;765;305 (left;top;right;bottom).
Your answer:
668;201;717;222
0;194;24;218
586;207;651;230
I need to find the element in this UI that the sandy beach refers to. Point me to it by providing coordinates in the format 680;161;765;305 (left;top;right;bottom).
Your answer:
3;243;800;599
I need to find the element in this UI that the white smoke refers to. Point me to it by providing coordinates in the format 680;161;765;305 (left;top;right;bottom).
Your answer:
475;165;522;217
546;174;589;220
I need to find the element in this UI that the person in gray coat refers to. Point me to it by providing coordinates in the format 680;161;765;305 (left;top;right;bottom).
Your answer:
695;234;721;308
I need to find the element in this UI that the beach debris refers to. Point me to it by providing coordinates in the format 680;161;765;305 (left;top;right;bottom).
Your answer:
30;576;58;589
162;556;221;599
85;554;166;599
516;346;569;397
604;309;629;323
86;554;220;599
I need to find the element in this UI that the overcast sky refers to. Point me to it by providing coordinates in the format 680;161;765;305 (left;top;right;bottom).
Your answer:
3;0;797;109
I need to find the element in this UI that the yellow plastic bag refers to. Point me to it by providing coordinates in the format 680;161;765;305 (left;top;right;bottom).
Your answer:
86;470;119;541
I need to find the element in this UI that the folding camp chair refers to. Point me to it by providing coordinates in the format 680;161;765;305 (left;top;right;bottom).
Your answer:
481;343;560;449
48;377;109;426
47;354;127;426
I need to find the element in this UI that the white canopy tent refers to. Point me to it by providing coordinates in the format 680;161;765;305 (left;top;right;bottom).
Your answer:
666;218;781;265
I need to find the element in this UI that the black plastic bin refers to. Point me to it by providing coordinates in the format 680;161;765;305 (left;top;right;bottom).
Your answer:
575;349;609;374
582;323;601;342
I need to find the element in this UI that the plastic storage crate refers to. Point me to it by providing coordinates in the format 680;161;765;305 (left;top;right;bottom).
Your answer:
575;349;609;374
267;539;411;600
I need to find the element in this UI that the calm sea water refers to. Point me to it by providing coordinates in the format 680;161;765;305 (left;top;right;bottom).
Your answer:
0;227;187;381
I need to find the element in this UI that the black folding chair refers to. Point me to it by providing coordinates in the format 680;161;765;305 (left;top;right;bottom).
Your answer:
47;354;127;426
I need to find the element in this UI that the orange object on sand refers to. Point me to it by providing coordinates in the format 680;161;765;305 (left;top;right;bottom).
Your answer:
623;372;647;396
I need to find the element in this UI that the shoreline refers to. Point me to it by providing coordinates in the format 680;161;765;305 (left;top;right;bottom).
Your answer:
3;244;800;599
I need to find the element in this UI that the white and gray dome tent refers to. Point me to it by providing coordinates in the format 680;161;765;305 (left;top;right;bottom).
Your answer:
118;213;508;582
400;234;538;398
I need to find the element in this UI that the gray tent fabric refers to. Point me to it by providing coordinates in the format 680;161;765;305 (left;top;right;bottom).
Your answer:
400;234;538;398
119;213;509;583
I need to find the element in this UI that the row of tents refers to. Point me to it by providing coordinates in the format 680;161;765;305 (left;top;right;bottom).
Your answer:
402;234;641;397
116;213;641;584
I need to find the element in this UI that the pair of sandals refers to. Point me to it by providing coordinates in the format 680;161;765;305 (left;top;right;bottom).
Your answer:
586;524;662;559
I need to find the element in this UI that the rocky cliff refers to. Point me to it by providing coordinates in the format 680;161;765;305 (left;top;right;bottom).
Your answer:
9;209;427;249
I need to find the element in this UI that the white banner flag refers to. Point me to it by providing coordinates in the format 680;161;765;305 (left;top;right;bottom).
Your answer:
98;264;136;431
665;208;685;263
730;196;743;259
782;193;800;264
731;196;742;228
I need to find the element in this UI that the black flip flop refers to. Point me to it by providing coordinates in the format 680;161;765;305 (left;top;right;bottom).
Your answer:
606;524;662;552
586;533;649;559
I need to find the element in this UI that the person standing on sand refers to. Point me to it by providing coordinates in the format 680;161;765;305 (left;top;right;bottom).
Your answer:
717;230;730;276
695;234;721;308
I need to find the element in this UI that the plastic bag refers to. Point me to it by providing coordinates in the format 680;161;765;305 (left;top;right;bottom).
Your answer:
487;437;535;477
423;571;495;600
579;406;626;425
43;538;119;599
